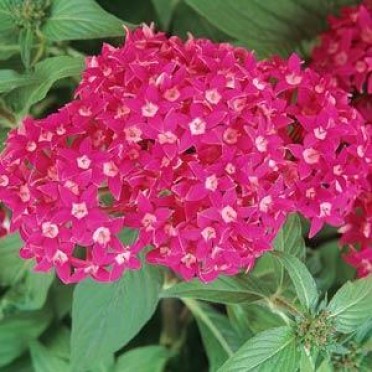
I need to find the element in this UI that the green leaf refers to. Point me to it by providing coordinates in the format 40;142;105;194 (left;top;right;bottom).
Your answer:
171;2;232;41
162;274;270;304
19;28;34;70
226;304;254;340
271;252;318;312
316;358;334;372
274;214;305;261
152;0;180;30
327;276;372;334
0;44;19;61
71;264;163;371
300;347;316;372
2;272;54;311
0;1;18;44
8;55;84;114
0;234;53;311
0;308;52;367
0;233;25;286
185;299;243;371
218;326;299;372
42;0;133;42
30;341;69;372
308;241;355;293
0;70;34;94
184;0;359;58
115;346;172;372
43;326;71;360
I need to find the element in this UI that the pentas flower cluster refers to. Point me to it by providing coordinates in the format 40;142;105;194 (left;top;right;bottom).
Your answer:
311;1;372;277
311;1;372;96
0;25;369;283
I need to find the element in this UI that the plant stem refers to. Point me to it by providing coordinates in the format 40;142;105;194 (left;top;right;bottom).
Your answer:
160;298;183;349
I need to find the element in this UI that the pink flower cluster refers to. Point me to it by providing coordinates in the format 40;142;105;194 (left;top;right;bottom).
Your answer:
311;1;372;95
0;25;369;283
311;2;372;277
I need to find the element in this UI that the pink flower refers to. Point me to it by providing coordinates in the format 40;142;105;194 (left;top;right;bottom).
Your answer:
0;24;368;283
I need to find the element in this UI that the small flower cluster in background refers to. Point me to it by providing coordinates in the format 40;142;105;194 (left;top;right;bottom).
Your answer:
0;24;370;283
311;1;372;277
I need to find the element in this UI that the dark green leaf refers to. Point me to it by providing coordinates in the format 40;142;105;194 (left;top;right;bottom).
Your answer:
71;264;163;370
185;300;243;371
115;345;172;372
162;275;270;304
271;252;318;312
218;326;299;372
185;0;359;58
30;341;69;372
274;214;306;261
152;0;180;30
171;2;232;41
327;276;372;334
226;304;254;340
244;304;287;334
0;308;52;367
42;0;133;41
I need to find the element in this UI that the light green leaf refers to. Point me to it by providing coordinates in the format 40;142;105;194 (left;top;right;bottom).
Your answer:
8;55;84;114
0;70;34;94
185;299;243;371
162;274;270;304
316;358;334;372
42;0;133;41
152;0;180;30
2;272;54;311
218;326;299;372
0;44;19;61
0;1;18;44
71;264;163;371
327;276;372;334
115;346;172;372
30;341;69;372
0;308;52;367
185;0;359;57
274;214;306;261
270;252;318;312
19;28;34;70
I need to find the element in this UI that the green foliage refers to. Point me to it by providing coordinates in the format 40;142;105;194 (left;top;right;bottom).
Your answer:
274;214;306;261
162;274;270;304
7;55;84;115
71;264;163;370
218;326;300;372
42;0;133;41
0;1;371;371
185;299;243;371
184;0;359;58
270;252;319;312
327;276;372;334
115;345;172;372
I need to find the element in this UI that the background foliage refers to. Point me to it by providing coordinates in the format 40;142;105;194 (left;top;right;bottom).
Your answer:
0;1;370;371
